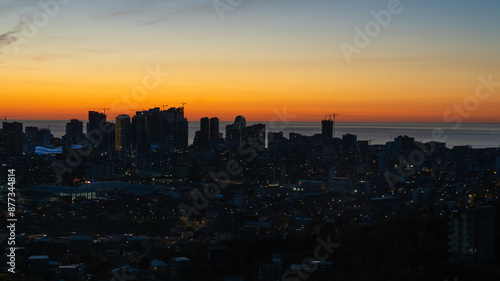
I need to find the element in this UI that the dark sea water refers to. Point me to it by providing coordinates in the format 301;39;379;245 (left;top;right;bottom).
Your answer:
9;120;500;149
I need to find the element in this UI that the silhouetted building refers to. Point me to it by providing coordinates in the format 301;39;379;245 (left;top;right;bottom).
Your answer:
87;111;107;153
132;113;149;154
65;119;83;144
395;135;415;151
342;134;358;155
245;123;266;149
39;129;52;146
234;115;246;131
2;121;24;156
268;132;284;146
102;122;115;156
25;126;52;155
116;114;131;160
87;111;106;136
322;119;333;142
200;117;210;150
131;107;188;173
25;126;39;155
226;124;233;143
230;115;246;148
210;117;219;140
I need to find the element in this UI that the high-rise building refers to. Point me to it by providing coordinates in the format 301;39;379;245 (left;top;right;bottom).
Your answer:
268;132;284;147
232;115;246;147
395;135;415;151
226;124;233;142
130;107;188;172
38;129;52;146
322;119;333;142
102;122;115;156
210;117;219;140
0;129;9;160
115;115;131;153
25;127;38;155
132;113;148;154
2;121;24;156
65;119;83;144
234;115;246;131
25;127;39;155
177;117;189;150
140;106;188;151
87;111;106;136
448;206;495;264
200;117;210;150
87;111;107;153
245;123;266;149
342;134;358;155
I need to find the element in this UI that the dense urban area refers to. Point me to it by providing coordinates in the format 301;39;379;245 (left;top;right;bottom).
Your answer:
1;107;500;280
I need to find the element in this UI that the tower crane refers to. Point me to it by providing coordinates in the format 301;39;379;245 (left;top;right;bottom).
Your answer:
88;108;110;114
326;113;341;137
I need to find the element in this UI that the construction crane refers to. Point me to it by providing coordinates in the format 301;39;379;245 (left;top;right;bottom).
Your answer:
172;102;186;113
326;113;341;138
88;108;110;114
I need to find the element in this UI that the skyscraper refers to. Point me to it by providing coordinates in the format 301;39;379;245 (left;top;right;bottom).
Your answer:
25;127;39;155
200;117;210;150
232;115;246;147
210;117;219;140
2;121;24;156
245;123;266;149
87;111;107;153
342;134;358;155
132;113;148;154
38;129;52;146
234;115;246;131
65;119;83;144
87;111;106;136
138;107;189;151
115;114;131;154
322;119;333;142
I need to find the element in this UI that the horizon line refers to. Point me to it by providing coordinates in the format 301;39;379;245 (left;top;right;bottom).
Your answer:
5;119;500;124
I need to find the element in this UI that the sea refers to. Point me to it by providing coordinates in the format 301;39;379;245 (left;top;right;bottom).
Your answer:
8;120;500;149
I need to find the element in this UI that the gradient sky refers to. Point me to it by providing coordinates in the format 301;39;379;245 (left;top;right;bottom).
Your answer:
0;0;499;122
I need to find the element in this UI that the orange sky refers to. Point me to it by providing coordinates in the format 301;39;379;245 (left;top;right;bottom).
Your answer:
2;57;499;122
1;0;499;123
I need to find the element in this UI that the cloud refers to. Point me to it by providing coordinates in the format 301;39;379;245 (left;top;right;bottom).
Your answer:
0;19;27;62
91;0;220;25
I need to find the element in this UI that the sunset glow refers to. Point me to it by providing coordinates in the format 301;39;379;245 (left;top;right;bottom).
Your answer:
1;0;499;122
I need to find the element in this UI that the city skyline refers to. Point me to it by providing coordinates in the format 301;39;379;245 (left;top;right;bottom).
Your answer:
1;0;499;122
2;1;500;280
